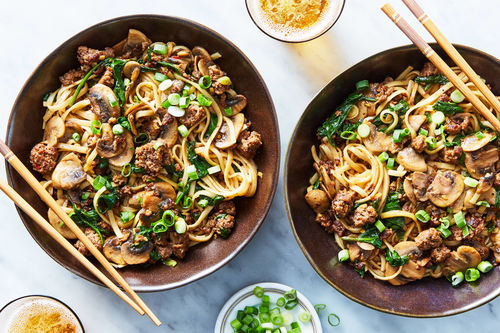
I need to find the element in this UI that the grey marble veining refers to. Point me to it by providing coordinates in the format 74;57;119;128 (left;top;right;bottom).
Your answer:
0;0;499;332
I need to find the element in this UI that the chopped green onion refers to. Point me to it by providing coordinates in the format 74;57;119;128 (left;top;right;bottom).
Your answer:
230;319;242;330
392;128;410;143
435;125;443;136
198;75;212;89
120;211;135;223
198;198;209;208
217;76;232;86
253;286;264;298
81;192;90;200
164;259;177;267
59;221;64;228
175;219;187;234
269;307;280;315
283;289;297;301
338;249;350;262
314;304;326;313
91;120;102;135
162;210;176;227
158;79;173;91
356;79;370;91
431;111;445;124
476;200;490;207
207;165;221;174
224;107;233;116
245;306;258;315
298;312;311;323
477;261;493;273
178;125;189;137
179;96;189;109
440;217;451;229
259;312;271;323
418;128;429;136
112;124;124;135
454;211;466;229
72;132;81;142
375;220;385;232
153;141;163;150
168;93;180;105
462;225;470;238
387;158;395;170
271;314;284;326
161;99;171;109
415;210;430;223
284;300;298;310
134;133;149;144
154;72;167;82
425;136;437;149
186;164;198;180
328;313;340;327
92;175;107;190
340;130;356;140
197;94;212;106
121;163;132;177
465;268;480;282
464;177;479;187
451;271;464;287
475;131;485;139
153;43;167;54
276;297;286;307
357;123;371;138
378;152;389;163
438;225;451;238
450;90;465;103
262;295;270;306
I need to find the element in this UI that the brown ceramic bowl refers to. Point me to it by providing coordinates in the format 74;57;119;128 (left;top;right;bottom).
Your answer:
6;15;280;292
284;44;500;317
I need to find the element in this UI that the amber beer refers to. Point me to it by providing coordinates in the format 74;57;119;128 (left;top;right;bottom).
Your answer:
0;296;83;333
246;0;345;42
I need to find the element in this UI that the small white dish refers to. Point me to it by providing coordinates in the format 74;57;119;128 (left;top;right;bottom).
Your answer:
215;282;322;333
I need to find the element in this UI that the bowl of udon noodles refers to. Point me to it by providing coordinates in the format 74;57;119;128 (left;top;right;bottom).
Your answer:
6;15;280;291
284;43;500;316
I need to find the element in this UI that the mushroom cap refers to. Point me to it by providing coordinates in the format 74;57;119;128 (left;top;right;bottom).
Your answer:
491;231;500;263
408;115;426;132
108;131;135;167
48;206;77;239
403;177;417;204
427;171;464;207
88;84;121;123
43;116;65;147
225;95;247;116
158;117;178;147
121;238;153;265
346;242;377;262
397;147;427;172
305;189;330;213
192;46;212;61
393;241;426;280
103;236;126;265
141;182;176;213
215;113;245;149
394;241;422;258
362;123;392;154
123;61;141;79
51;153;86;190
461;132;495;152
410;171;431;201
96;123;127;159
442;245;481;276
113;29;151;57
465;147;499;179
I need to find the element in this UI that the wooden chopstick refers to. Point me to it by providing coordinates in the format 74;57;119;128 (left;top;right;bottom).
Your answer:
0;177;144;315
381;3;500;133
401;0;500;114
0;140;162;326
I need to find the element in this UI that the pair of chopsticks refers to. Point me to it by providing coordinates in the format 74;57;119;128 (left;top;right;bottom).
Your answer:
0;141;161;326
381;0;500;132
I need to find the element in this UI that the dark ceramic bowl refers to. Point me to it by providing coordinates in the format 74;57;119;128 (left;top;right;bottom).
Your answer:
6;15;280;292
284;44;500;317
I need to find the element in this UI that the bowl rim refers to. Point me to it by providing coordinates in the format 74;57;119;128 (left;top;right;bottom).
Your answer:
244;0;346;43
283;42;500;317
5;14;280;292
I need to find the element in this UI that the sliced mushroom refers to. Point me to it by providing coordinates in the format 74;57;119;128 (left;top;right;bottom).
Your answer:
141;182;176;213
385;263;413;285
403;177;417;204
43;116;65;147
450;190;466;213
121;237;153;265
48;206;76;239
158;117;178;147
362;123;393;154
427;171;464;207
411;172;431;201
215;113;245;149
52;153;86;190
108;131;134;167
397;147;427;172
442;245;481;276
479;187;497;206
168;47;193;71
465;147;499;179
393;241;425;280
491;230;500;263
305;189;330;213
88;84;121;123
408;115;426;132
103;236;126;265
346;242;377;262
225;95;247;116
60;120;83;142
192;46;212;61
123;61;141;99
461;132;495;152
96;123;127;158
128;191;145;208
113;29;151;57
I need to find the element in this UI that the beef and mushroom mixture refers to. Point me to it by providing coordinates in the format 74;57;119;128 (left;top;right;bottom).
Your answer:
30;29;263;267
305;62;499;286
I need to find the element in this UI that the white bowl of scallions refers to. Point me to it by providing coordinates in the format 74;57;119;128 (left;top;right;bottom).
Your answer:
215;282;323;333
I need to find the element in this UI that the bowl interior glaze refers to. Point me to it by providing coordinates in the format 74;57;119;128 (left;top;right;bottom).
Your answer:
284;44;499;317
6;15;280;292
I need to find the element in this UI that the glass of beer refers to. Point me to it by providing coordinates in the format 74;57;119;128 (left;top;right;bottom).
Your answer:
0;295;84;333
246;0;346;42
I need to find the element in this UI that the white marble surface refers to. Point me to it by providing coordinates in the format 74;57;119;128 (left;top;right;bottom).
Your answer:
0;0;499;332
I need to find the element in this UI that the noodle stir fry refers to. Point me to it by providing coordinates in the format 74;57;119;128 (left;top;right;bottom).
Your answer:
30;29;263;267
306;62;499;285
